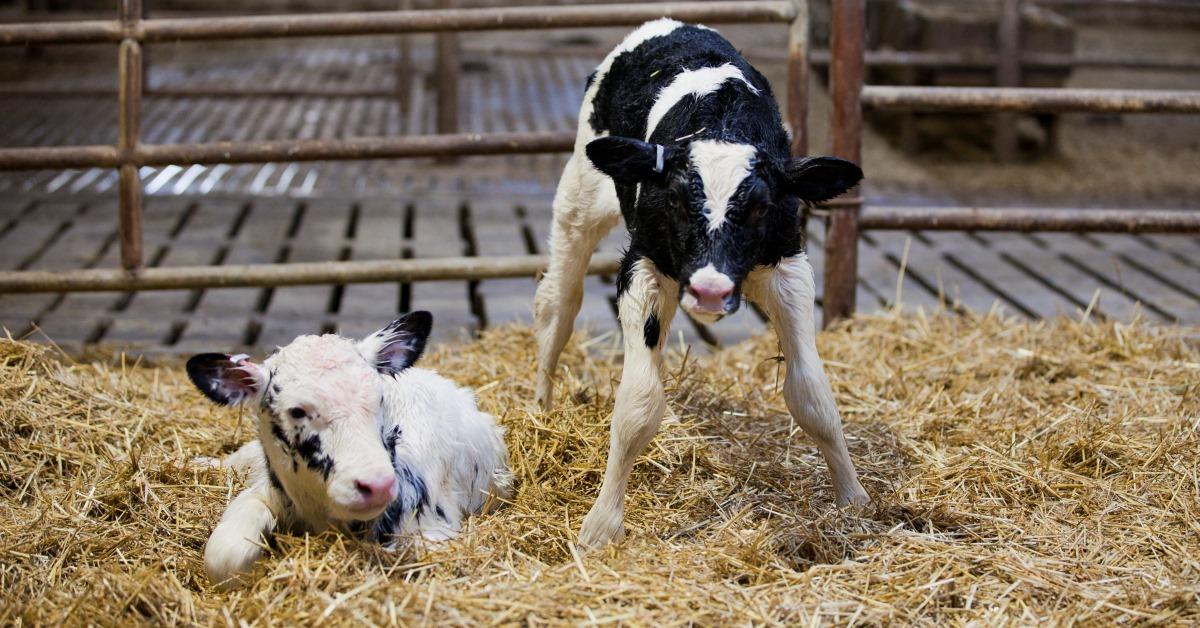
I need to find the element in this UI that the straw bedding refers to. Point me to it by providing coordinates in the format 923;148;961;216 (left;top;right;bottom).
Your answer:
2;310;1198;625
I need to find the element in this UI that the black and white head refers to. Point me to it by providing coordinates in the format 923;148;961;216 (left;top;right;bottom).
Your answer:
186;312;433;521
586;136;861;323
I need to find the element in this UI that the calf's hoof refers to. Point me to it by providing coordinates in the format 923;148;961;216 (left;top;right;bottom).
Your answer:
835;483;871;509
534;375;555;411
578;505;625;550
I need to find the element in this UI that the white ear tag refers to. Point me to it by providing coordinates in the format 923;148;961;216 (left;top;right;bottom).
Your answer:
653;144;664;174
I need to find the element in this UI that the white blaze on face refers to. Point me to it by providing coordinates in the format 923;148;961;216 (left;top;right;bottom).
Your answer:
681;263;735;324
644;63;760;141
689;140;757;233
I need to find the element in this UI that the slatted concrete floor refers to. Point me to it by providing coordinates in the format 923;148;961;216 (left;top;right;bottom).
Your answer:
1;34;1197;355
2;193;1197;356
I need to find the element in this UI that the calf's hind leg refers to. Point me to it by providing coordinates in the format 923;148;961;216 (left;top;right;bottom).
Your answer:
747;254;869;507
534;155;619;409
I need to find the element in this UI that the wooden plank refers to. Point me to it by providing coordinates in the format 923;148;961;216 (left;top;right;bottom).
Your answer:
337;200;404;339
471;198;536;327
408;197;477;342
33;198;182;347
971;232;1156;321
174;199;293;353
104;200;243;345
255;199;353;348
1073;233;1200;324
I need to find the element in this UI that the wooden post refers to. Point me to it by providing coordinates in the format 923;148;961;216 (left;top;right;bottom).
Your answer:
435;0;460;163
824;0;865;326
994;0;1021;162
118;0;144;272
786;0;809;158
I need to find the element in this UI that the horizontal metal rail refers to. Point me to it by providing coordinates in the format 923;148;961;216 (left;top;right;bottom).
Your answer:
859;206;1200;233
0;1;794;46
862;86;1200;113
0;131;576;170
0;253;623;294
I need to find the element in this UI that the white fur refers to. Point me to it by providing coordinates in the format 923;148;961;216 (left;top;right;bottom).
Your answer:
199;332;511;588
579;258;677;548
644;63;759;141
690;140;757;232
744;255;869;508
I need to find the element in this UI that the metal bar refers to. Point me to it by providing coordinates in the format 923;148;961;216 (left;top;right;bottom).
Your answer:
858;207;1200;233
863;86;1200;113
823;0;864;326
435;0;460;162
0;2;795;46
0;132;576;170
0;253;623;294
785;0;808;157
993;0;1021;162
118;0;143;272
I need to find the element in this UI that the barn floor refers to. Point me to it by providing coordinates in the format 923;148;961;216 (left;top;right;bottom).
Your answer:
1;23;1198;355
3;311;1198;624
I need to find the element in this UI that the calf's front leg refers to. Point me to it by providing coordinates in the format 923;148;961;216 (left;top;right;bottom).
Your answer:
205;480;288;589
747;254;869;507
579;257;676;548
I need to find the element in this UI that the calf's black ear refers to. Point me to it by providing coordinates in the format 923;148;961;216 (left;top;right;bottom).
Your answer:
359;311;433;375
586;136;674;184
186;353;266;406
783;156;862;202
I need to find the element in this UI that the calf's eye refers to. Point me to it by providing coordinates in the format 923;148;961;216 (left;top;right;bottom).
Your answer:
287;407;307;420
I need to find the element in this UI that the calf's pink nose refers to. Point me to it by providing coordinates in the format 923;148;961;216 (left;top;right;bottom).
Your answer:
354;474;398;507
687;283;733;311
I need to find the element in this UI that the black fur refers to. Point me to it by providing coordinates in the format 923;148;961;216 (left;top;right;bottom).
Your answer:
295;433;335;481
643;313;661;349
371;311;433;376
585;23;861;302
185;353;260;406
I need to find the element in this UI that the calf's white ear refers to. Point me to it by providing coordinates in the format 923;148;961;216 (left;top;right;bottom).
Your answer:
359;311;433;375
783;156;862;202
586;136;675;184
186;354;267;406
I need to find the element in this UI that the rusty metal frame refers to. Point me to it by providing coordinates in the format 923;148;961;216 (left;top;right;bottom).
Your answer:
1;0;1199;316
816;0;1200;325
0;0;802;294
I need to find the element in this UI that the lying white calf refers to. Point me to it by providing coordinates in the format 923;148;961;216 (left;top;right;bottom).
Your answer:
187;312;511;588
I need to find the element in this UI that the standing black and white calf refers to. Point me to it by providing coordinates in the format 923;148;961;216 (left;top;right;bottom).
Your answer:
187;312;512;587
533;19;870;548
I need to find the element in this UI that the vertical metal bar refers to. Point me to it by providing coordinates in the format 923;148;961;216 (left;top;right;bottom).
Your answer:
435;0;460;155
118;0;144;272
786;0;809;157
824;0;865;326
994;0;1021;162
395;0;414;121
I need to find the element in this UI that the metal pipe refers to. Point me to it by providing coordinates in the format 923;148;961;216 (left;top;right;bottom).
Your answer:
0;2;795;46
858;207;1200;233
117;0;143;272
993;0;1021;162
785;0;808;157
435;0;460;163
0;132;576;170
0;253;623;294
823;0;864;326
863;86;1200;113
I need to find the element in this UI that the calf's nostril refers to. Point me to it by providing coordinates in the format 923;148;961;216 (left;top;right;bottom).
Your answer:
354;480;374;498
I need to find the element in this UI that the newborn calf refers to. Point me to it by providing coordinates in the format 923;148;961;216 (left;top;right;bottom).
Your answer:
187;312;511;588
